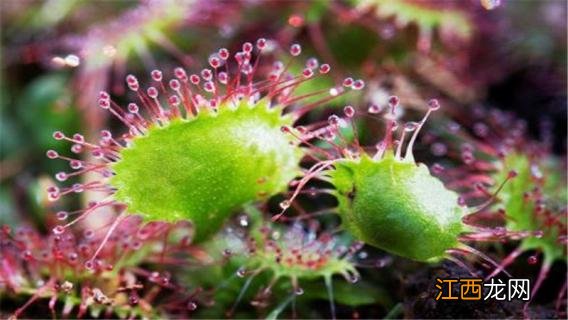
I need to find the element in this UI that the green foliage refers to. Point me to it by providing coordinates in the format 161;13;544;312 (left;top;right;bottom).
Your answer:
331;154;465;262
111;100;303;242
355;0;472;39
183;206;372;318
0;74;78;166
497;153;566;265
303;280;393;307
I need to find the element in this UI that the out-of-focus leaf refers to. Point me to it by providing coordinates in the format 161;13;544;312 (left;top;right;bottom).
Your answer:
16;73;78;152
32;0;80;28
303;279;393;307
0;187;17;226
306;0;329;23
354;0;472;39
327;25;378;68
0;82;23;160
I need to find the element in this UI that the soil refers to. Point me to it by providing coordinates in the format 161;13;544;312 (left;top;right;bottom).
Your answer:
402;262;560;319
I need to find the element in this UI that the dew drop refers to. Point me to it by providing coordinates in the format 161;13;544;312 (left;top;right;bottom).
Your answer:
430;143;448;156
128;103;139;113
290;44;302;56
404;122;419;132
218;72;228;84
349;274;360;284
53;131;65;140
368;104;381;114
131;241;142;250
68;252;78;262
302;68;314;78
174;67;187;81
288;14;304;27
209;56;221;69
319;64;330;74
431;163;445;175
126;75;139;91
236;267;246;278
328;115;340;126
428;99;440;110
168;95;181;107
256;38;266;50
239;215;249;227
46;150;58;159
218;48;230;60
147;87;159;98
473;122;489;137
73;134;84;143
294;287;304;295
201;69;213;81
388;96;400;107
481;0;501;10
84;260;94;270
190;74;200;85
344;106;355;118
306;57;318;69
528;255;538;265
187;301;198;311
99;91;110;100
52;226;65;235
204;81;215;93
84;229;95;239
151;70;163;81
71;144;82;154
279;200;291;210
70;160;82;169
56;211;69;221
21;250;33;260
352;79;365;90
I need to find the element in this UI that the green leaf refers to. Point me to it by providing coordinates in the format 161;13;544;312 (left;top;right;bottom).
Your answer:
303;279;393;307
111;100;303;242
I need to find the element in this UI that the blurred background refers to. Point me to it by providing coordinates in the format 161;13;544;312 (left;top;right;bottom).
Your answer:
0;1;566;317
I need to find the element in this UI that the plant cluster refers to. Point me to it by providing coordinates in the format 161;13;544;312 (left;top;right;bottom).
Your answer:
1;1;565;319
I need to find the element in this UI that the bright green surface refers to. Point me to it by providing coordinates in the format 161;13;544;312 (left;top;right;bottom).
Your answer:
111;101;302;242
331;154;464;262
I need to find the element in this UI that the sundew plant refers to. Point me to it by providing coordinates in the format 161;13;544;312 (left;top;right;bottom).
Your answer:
1;0;566;319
